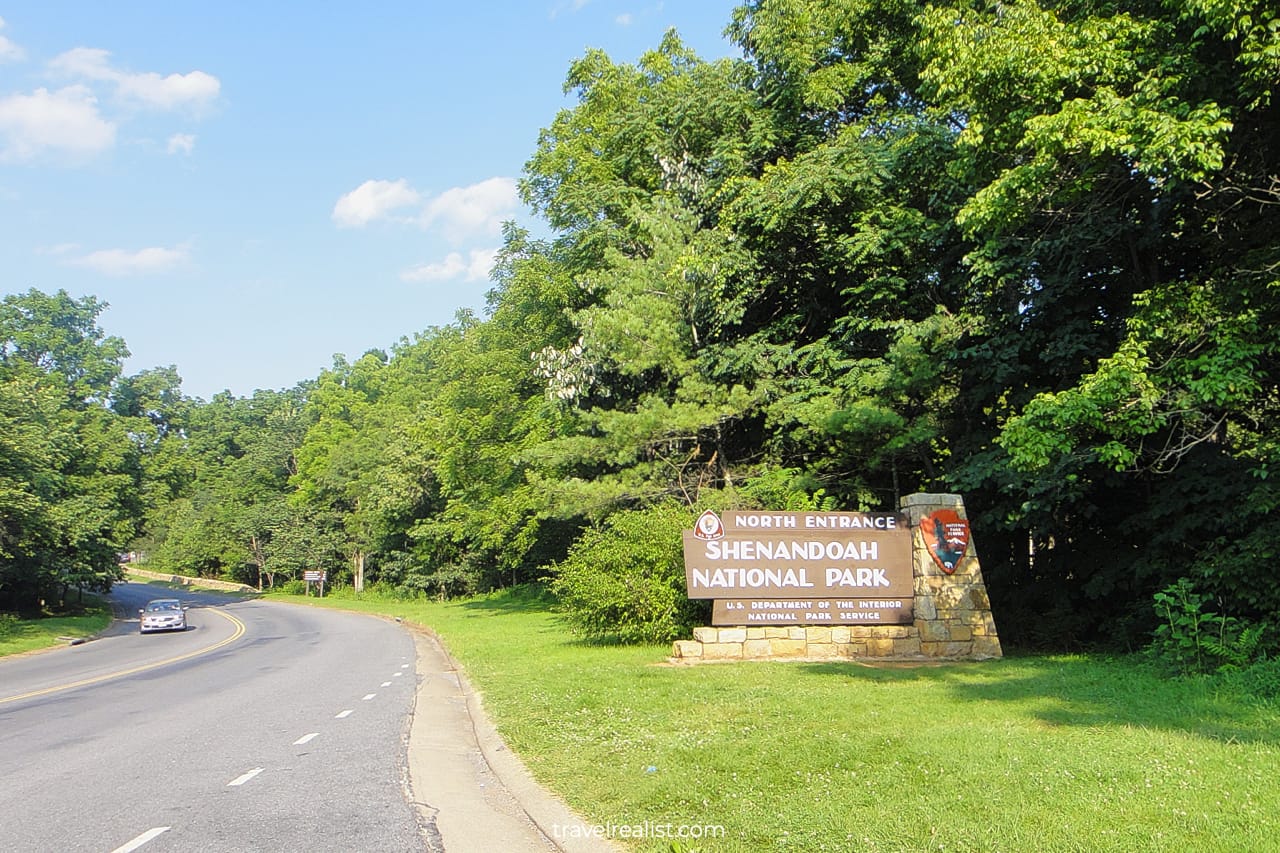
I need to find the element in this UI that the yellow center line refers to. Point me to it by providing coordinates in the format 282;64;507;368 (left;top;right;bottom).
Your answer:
0;608;247;705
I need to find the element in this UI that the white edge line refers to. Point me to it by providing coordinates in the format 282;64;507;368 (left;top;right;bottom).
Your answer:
227;767;264;787
293;732;320;745
110;827;170;853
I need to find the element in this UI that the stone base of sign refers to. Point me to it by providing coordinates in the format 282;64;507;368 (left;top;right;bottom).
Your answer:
671;493;1003;663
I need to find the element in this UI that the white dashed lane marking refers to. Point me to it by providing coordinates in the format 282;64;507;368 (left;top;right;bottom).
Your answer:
110;827;170;853
227;767;264;787
335;709;354;718
362;693;376;701
293;732;319;745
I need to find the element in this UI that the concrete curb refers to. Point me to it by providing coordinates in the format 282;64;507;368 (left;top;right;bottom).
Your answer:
405;622;623;853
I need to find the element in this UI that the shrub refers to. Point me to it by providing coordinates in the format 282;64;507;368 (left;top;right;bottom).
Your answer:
550;501;708;644
397;564;476;600
1148;578;1271;675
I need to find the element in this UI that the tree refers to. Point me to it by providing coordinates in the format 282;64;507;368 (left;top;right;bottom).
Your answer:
0;289;136;610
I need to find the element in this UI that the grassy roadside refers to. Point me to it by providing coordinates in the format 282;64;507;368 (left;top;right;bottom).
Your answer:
271;586;1278;851
0;601;112;657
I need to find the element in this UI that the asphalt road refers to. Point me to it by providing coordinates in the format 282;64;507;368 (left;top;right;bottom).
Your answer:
0;583;426;852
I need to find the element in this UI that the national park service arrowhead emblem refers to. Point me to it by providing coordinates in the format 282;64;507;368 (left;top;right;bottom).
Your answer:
921;509;970;574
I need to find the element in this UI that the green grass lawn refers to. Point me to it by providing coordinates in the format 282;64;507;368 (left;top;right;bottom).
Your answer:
0;602;111;657
284;587;1280;850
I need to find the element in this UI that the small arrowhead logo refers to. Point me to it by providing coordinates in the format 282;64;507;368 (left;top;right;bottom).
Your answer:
921;509;970;574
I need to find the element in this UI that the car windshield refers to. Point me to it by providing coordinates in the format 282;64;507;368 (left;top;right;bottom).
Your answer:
145;602;179;612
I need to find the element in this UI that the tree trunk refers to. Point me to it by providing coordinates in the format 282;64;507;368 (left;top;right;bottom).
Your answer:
353;550;365;593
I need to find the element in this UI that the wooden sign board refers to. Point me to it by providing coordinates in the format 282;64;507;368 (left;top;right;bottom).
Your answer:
684;510;912;600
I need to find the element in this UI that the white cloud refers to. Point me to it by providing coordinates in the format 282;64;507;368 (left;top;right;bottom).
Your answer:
335;176;519;240
66;244;190;276
0;42;219;163
167;132;196;155
420;177;519;240
49;47;220;113
401;248;498;283
332;178;421;228
0;17;25;63
616;13;634;26
0;85;115;162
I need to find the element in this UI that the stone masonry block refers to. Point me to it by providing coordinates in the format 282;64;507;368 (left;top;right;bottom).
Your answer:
769;639;808;656
972;584;993;612
972;636;1003;658
893;637;923;656
918;620;950;642
867;638;895;656
672;640;702;658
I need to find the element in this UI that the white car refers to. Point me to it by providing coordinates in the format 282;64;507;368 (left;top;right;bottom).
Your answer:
139;599;188;634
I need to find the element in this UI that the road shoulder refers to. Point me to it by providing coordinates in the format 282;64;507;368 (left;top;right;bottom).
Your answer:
406;625;621;853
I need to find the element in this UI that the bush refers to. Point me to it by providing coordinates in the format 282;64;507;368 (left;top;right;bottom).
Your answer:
397;564;476;600
1148;578;1271;675
550;501;708;644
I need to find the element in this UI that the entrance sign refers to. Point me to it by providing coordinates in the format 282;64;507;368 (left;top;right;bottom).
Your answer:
684;510;913;625
673;494;1004;662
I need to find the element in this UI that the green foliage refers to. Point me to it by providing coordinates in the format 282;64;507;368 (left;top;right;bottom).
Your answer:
1221;658;1280;702
550;501;707;644
738;467;837;511
1149;578;1272;675
0;289;139;610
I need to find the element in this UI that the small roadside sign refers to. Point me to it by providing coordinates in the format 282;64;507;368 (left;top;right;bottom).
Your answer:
303;570;326;596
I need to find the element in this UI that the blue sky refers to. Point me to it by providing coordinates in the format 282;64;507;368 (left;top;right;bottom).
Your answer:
1;1;740;399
